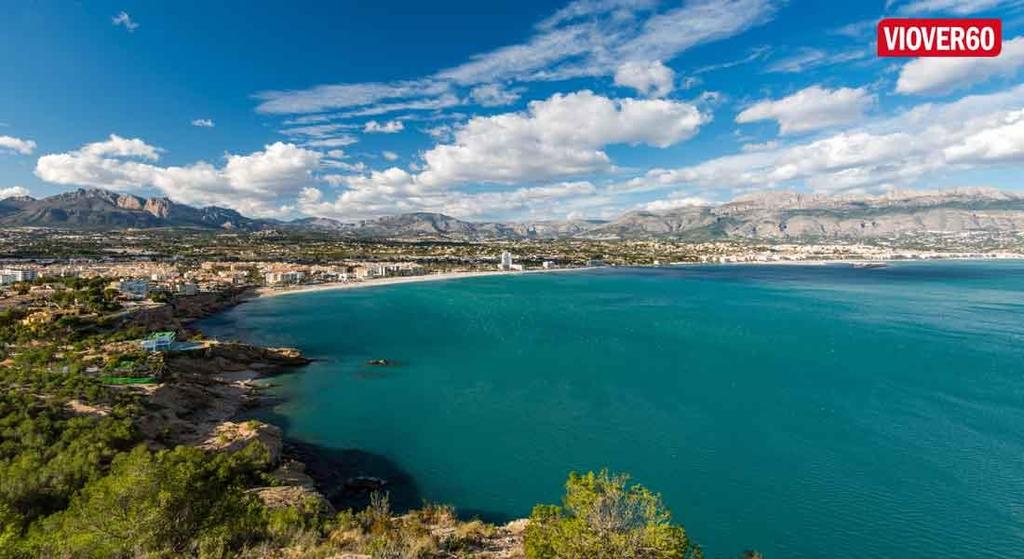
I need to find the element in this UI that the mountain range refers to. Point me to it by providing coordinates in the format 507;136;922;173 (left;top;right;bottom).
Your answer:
3;187;1024;241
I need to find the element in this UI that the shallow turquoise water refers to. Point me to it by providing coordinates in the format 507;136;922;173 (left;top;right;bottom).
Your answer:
200;261;1024;558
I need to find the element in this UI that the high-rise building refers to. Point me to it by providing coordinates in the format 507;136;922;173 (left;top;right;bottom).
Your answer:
0;269;36;285
499;251;513;271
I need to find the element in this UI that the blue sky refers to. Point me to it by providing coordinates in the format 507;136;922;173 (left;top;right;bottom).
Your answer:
2;0;1024;221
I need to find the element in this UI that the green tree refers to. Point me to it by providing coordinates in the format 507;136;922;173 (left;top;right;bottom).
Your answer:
148;290;170;303
525;470;702;559
29;444;269;559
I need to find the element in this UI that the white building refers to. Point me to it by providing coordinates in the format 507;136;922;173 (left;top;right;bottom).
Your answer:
499;251;513;271
116;279;150;299
174;282;199;296
265;271;305;285
140;331;175;352
0;269;37;285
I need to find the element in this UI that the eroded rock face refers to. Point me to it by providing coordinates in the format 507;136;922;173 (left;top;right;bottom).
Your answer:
125;288;254;333
66;399;111;417
200;420;283;465
144;197;172;218
481;519;529;559
164;342;311;377
253;485;334;514
137;379;250;446
248;459;336;516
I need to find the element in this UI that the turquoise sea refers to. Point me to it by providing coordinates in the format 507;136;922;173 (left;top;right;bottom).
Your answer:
199;261;1024;558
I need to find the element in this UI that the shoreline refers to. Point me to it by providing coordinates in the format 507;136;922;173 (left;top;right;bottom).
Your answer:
189;254;1024;520
672;254;1024;267
256;266;595;298
255;254;1024;299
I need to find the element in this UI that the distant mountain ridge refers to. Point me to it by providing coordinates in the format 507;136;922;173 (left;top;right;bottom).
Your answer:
585;188;1024;240
4;187;1024;240
0;188;258;230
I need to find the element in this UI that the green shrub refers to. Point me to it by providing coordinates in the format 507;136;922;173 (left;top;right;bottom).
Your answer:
26;445;268;558
525;470;703;559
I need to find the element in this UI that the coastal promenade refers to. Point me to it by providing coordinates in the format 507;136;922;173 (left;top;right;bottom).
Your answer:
256;267;593;298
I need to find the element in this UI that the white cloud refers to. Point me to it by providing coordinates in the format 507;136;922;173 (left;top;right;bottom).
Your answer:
0;186;29;199
643;194;710;211
831;19;876;39
191;118;215;128
112;11;138;32
741;140;779;152
896;36;1024;95
305;136;359;148
628;84;1024;197
322;161;368;173
286;94;461;123
425;124;453;141
680;76;702;90
537;0;658;30
255;81;451;115
80;134;160;160
382;151;399;161
298;179;600;221
694;45;771;74
614;60;675;97
363;120;405;133
766;48;867;73
736;86;875;134
302;90;708;220
613;0;774;63
0;135;36;155
254;0;776;115
282;123;356;138
894;0;1016;14
35;137;321;217
944;109;1024;163
413;90;708;187
469;84;523;107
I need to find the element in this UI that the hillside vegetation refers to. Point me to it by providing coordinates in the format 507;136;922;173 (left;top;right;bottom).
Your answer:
0;280;752;558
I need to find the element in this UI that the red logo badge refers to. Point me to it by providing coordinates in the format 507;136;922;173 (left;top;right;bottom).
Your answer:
877;18;1002;57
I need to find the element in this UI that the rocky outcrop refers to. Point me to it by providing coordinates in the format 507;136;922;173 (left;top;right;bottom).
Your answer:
164;342;310;377
124;288;254;333
137;342;308;448
473;519;528;559
0;188;263;229
201;420;283;464
252;459;335;514
201;421;337;514
254;485;335;514
137;376;250;446
66;399;111;417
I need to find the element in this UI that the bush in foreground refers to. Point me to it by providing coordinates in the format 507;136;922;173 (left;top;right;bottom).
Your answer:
22;444;270;559
525;470;703;559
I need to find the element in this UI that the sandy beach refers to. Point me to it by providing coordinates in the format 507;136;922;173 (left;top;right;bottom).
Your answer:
256;267;593;298
255;255;1024;298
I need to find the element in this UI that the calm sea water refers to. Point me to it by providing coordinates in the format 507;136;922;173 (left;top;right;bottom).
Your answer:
200;261;1024;558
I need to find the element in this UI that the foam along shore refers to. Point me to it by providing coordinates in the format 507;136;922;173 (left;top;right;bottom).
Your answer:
256;267;593;299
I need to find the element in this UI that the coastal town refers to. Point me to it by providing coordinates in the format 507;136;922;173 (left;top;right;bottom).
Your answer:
0;206;1022;559
5;0;1024;555
1;225;1018;557
1;226;1022;306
